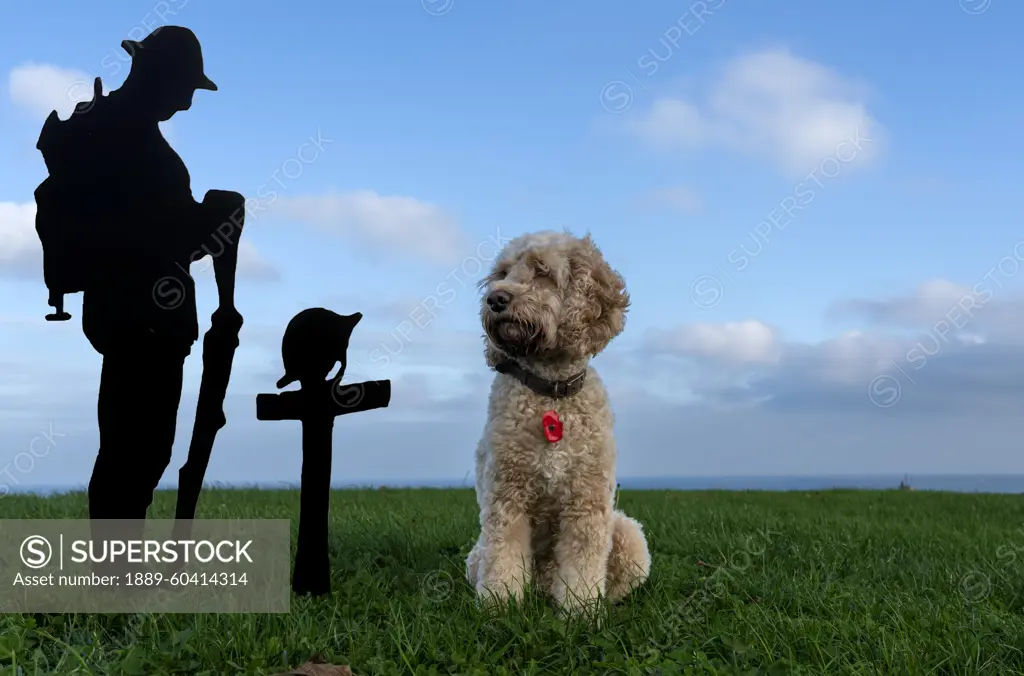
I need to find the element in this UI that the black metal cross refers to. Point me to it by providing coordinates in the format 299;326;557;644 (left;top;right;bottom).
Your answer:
255;309;390;596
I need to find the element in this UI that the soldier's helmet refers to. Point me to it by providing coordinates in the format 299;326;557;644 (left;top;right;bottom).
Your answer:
276;309;363;389
121;25;217;92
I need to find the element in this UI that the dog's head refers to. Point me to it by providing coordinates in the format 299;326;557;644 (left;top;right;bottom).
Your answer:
479;231;629;363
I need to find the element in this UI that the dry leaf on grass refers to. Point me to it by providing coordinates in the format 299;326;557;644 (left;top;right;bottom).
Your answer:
271;653;353;675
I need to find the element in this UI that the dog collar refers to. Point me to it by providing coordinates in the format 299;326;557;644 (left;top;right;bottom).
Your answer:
494;360;587;399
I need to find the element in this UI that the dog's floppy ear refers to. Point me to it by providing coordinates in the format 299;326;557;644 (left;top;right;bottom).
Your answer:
574;234;630;356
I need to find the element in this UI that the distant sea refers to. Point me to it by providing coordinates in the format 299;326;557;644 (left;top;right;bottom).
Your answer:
10;475;1024;495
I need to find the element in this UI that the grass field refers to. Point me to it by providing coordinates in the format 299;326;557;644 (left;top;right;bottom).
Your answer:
1;488;1023;674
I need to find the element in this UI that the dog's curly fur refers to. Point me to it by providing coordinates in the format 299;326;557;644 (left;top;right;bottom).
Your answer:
465;231;651;612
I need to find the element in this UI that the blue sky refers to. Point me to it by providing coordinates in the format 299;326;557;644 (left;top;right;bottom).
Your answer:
3;0;1024;489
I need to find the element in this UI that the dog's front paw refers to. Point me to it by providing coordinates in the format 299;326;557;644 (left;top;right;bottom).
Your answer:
554;592;604;625
475;577;525;607
551;579;604;620
475;583;506;607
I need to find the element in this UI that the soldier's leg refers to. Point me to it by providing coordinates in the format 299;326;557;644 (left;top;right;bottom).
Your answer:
89;343;185;519
131;347;185;513
88;348;146;580
89;349;139;519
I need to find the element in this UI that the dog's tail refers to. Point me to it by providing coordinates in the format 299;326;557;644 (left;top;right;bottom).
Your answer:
606;511;651;601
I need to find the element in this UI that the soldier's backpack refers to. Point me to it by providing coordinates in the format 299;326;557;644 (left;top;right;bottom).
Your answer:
34;77;114;321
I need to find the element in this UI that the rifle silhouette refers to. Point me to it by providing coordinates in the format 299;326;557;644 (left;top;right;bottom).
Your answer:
173;191;245;533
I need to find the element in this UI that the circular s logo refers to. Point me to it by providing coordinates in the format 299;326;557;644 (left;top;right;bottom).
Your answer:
960;570;991;602
867;374;901;408
689;275;724;309
421;0;454;15
65;80;96;113
960;0;991;14
421;569;454;603
332;379;366;409
20;535;52;569
152;276;186;310
600;80;633;114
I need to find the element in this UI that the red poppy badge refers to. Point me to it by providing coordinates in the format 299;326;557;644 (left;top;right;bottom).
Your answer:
542;410;563;443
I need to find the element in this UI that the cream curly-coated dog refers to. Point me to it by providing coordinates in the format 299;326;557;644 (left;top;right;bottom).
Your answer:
465;231;651;612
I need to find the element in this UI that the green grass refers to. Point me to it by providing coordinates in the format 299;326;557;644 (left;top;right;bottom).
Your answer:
1;488;1024;674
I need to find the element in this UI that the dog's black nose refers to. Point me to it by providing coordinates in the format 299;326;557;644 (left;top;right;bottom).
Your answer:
487;289;512;312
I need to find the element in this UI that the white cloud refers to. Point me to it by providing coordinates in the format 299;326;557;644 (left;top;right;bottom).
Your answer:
647;319;780;364
787;330;906;386
0;201;40;277
318;292;437;323
829;279;981;328
270;190;468;265
626;98;708;150
190;238;280;281
9;62;100;120
235;239;279;280
639;185;701;213
9;62;170;135
0;201;278;281
630;279;1024;415
622;48;884;176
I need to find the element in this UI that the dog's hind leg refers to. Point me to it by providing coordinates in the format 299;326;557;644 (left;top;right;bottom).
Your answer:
605;511;651;601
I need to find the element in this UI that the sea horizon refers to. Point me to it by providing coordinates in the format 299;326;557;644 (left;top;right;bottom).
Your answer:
6;474;1024;495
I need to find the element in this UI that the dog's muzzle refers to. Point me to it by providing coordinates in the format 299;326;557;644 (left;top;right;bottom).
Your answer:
489;319;534;352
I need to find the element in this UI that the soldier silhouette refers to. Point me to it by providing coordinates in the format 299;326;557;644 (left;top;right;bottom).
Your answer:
34;26;245;522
